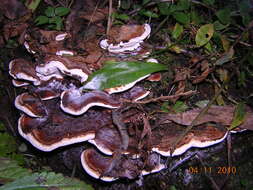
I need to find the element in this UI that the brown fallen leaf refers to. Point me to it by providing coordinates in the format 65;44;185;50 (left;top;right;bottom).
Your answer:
1;0;27;20
191;60;213;84
159;105;253;131
79;7;109;23
108;25;146;44
3;22;28;41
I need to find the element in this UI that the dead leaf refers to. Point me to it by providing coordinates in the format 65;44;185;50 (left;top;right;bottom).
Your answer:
108;25;145;43
1;0;27;20
79;8;109;23
159;105;253;131
191;60;213;84
3;22;28;41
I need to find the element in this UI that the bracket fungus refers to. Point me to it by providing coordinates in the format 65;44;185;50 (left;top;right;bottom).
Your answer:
8;23;235;182
100;24;151;54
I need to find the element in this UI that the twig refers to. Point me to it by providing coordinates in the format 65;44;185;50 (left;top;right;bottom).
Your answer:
106;0;113;35
170;86;223;155
151;16;170;37
123;90;196;104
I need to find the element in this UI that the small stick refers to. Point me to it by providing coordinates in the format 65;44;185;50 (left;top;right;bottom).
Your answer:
124;90;196;104
106;0;113;35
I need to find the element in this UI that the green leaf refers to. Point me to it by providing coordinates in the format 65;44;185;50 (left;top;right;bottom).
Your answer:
0;171;94;190
172;101;188;113
25;0;41;12
44;6;55;17
213;20;228;31
55;7;70;17
161;102;169;112
238;0;253;26
35;16;49;25
172;12;190;25
216;8;231;25
228;102;246;130
0;133;16;157
177;0;190;11
140;10;159;18
158;2;171;15
0;157;30;182
112;13;129;21
215;48;234;65
172;23;183;39
191;11;203;25
48;16;63;30
83;61;167;91
195;24;214;47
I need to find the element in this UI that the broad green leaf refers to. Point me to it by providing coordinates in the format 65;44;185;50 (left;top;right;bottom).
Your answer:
140;10;159;18
83;61;167;90
173;12;190;25
238;0;253;26
0;133;16;157
25;0;41;12
191;11;203;25
112;13;129;21
213;20;228;31
48;16;63;30
44;6;55;17
216;8;231;25
161;102;169;112
0;157;30;182
172;101;188;113
204;42;212;52
177;0;190;11
228;102;246;130
55;7;70;17
172;23;183;39
0;171;94;190
158;2;171;15
195;24;214;47
215;48;234;65
35;16;49;25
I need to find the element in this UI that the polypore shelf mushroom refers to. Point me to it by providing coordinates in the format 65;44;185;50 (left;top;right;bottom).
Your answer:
151;124;228;157
60;89;121;115
81;148;165;182
30;78;78;100
24;30;72;55
113;86;150;102
18;100;112;151
100;24;151;53
88;126;139;156
9;58;40;85
36;56;91;83
15;93;47;117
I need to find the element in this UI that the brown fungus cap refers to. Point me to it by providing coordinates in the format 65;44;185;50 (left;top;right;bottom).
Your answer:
36;56;91;83
60;89;121;115
88;126;139;156
100;24;151;53
18;100;112;151
112;86;150;102
9;59;40;85
81;148;165;182
30;78;78;100
151;124;228;157
15;93;48;117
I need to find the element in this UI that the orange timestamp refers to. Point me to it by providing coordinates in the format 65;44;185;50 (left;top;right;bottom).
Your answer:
188;166;237;175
